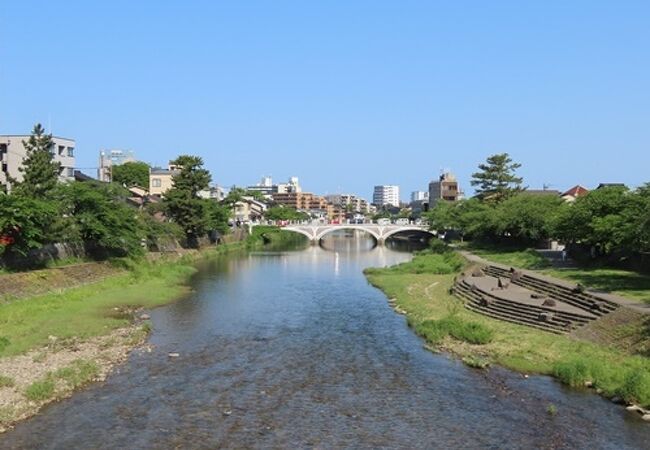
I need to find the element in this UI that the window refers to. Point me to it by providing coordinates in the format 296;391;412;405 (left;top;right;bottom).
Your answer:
58;145;65;156
151;178;162;188
67;167;74;177
67;147;74;157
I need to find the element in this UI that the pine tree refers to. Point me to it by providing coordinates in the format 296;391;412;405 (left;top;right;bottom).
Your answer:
163;155;212;247
12;124;61;197
470;153;523;203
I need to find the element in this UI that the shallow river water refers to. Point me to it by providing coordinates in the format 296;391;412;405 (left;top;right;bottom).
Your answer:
2;234;650;449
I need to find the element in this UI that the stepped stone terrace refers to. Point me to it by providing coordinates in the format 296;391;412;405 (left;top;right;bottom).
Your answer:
452;261;622;334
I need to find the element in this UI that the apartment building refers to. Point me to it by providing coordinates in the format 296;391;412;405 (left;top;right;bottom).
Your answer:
0;134;76;192
428;172;460;206
372;185;400;208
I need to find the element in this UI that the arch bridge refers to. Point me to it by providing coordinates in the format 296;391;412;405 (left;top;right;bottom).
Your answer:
280;224;434;245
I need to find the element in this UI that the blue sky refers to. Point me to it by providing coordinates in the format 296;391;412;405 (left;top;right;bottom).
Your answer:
1;1;649;200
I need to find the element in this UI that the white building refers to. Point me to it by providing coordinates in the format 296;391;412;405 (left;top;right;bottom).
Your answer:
0;134;76;192
98;149;136;182
410;191;428;202
373;185;400;208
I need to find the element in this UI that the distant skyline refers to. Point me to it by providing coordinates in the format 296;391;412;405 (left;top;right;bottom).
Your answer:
2;1;649;201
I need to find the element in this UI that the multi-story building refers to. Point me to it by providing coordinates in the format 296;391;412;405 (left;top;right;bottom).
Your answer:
410;191;428;202
428;172;460;206
98;149;136;182
247;176;302;197
324;193;370;214
0;134;76;192
272;191;334;218
149;165;180;196
373;185;400;208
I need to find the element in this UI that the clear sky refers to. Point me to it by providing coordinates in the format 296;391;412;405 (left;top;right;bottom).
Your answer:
2;1;649;200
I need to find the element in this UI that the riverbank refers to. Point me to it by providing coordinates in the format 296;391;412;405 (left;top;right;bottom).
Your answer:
0;235;259;433
364;250;650;418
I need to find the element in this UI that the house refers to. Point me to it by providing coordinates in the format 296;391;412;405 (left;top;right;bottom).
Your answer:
233;196;267;222
561;185;589;202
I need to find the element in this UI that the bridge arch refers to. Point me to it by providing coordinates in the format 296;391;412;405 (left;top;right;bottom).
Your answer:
382;227;436;241
314;226;381;243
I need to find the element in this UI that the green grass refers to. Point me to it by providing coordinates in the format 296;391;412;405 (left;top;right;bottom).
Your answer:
53;359;100;388
365;250;465;275
0;258;198;357
543;267;650;304
24;380;55;402
415;315;494;345
0;375;14;388
365;251;650;407
463;242;550;269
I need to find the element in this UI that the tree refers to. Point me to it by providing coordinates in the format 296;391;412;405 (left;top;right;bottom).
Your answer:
554;186;631;254
112;161;150;188
494;194;566;244
11;123;61;197
163;155;212;247
0;194;57;258
471;153;523;203
265;206;309;221
56;182;144;257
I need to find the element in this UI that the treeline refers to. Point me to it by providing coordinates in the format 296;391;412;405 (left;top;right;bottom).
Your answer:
428;153;650;267
0;124;231;268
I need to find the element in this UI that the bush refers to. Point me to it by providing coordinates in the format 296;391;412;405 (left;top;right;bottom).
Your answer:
415;315;494;346
618;371;650;406
25;380;55;402
552;357;602;387
388;252;465;275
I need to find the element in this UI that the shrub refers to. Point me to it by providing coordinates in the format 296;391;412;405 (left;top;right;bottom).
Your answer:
618;371;650;406
25;380;55;402
415;315;494;346
552;357;600;387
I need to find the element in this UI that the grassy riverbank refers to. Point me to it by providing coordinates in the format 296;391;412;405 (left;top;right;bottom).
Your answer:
365;250;650;409
0;239;253;431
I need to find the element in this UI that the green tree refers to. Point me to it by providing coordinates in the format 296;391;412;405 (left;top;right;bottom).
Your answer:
56;182;144;257
554;186;631;254
112;161;150;188
265;206;309;221
471;153;523;203
0;194;57;258
163;155;212;247
494;193;566;244
11;124;61;197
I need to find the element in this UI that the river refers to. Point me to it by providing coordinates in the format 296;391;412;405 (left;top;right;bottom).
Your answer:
2;232;649;449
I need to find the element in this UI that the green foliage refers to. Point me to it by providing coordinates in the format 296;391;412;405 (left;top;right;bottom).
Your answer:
163;155;217;246
111;161;150;188
555;186;631;254
415;315;494;345
265;206;309;221
11;124;61;197
618;371;650;405
53;359;99;388
470;153;523;203
0;194;57;257
494;193;566;243
369;251;465;275
25;380;55;402
56;182;144;257
0;337;9;352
